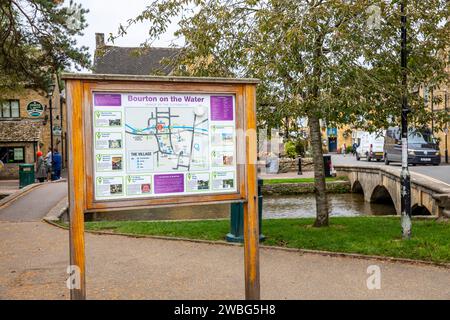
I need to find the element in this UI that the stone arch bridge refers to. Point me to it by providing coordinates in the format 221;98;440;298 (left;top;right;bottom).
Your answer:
334;165;450;217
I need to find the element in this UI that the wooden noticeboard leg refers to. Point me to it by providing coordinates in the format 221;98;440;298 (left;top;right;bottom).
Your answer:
244;84;260;300
67;80;86;300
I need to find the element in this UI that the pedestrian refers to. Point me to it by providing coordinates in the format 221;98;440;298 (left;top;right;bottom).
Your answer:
342;143;347;156
52;148;62;180
35;151;47;183
352;142;358;155
44;147;52;181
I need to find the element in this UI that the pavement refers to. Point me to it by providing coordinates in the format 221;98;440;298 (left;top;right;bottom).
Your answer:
0;180;19;197
259;171;314;179
0;179;449;299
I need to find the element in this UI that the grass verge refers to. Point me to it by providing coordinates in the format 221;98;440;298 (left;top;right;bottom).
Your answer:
262;177;347;185
77;217;450;264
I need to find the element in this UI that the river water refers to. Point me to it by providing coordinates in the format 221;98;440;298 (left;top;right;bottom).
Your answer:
86;193;397;221
263;193;396;218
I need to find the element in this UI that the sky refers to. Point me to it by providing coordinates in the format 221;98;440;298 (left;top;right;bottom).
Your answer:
68;0;183;71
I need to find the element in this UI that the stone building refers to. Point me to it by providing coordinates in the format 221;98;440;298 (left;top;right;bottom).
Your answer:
417;79;449;162
0;83;66;179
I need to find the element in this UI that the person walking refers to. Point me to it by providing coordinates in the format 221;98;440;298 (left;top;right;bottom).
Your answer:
352;142;358;156
342;143;347;157
52;148;62;180
35;151;47;183
44;147;52;181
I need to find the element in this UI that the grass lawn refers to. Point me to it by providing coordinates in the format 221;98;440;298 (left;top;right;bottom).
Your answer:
81;217;450;264
262;177;347;185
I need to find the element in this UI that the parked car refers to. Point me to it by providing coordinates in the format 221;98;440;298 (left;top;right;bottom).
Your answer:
384;127;440;166
355;131;385;162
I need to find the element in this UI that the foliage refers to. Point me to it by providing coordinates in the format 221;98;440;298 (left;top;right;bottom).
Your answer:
0;0;91;96
284;140;297;158
346;0;450;132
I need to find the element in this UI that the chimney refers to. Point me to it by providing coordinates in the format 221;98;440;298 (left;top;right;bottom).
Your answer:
95;33;105;48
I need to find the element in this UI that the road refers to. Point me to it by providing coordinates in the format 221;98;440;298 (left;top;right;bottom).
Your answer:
332;154;450;185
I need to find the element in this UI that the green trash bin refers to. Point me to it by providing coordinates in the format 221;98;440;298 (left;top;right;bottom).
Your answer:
19;164;35;189
226;178;265;243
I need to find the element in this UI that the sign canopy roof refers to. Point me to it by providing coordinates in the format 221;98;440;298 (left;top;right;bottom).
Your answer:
61;73;259;84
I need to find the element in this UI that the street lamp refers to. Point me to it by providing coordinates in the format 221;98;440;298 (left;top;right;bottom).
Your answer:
400;0;412;239
47;82;56;180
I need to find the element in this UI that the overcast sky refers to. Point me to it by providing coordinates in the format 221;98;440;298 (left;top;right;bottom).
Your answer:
69;0;183;71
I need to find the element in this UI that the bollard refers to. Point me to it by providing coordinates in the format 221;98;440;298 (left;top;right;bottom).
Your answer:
226;178;265;243
258;178;266;241
297;157;302;175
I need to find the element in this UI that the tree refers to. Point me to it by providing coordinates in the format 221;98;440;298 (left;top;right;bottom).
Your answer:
346;0;449;133
116;0;448;227
0;0;90;96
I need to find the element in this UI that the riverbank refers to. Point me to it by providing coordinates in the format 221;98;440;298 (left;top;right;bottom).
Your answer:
58;217;450;264
261;177;350;195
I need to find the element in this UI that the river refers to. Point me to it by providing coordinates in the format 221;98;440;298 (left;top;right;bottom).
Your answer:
263;193;396;218
86;193;397;221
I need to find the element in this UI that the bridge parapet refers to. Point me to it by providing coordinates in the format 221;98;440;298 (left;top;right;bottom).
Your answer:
334;164;450;217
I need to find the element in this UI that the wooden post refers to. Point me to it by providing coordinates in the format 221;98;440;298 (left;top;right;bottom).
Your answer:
66;80;86;300
62;74;260;300
243;84;260;300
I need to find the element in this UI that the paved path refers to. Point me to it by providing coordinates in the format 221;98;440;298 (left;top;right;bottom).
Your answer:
0;182;67;222
0;221;449;300
259;171;314;179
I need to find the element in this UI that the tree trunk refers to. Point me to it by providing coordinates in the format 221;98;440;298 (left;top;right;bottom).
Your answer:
309;114;329;227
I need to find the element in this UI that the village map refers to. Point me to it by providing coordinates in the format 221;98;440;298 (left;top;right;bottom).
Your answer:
92;92;237;200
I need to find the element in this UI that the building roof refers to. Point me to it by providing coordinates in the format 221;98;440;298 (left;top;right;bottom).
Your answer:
93;46;181;76
0;120;41;142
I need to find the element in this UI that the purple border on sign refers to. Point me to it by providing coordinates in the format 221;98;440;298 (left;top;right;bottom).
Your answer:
210;96;233;121
94;93;122;106
154;174;185;194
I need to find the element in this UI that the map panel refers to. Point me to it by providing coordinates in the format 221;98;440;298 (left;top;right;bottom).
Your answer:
92;92;237;200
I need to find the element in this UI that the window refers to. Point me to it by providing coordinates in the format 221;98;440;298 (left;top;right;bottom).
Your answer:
1;100;20;118
0;147;25;163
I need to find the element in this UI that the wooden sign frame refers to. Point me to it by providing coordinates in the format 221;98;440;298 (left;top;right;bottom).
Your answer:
62;73;260;300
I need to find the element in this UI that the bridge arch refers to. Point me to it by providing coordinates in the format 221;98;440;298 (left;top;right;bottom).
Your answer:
351;180;364;194
370;185;395;207
411;204;432;216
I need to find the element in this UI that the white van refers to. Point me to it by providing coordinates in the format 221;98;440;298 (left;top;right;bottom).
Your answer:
355;131;385;162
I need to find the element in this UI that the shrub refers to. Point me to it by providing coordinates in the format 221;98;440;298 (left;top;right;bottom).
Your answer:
284;141;297;158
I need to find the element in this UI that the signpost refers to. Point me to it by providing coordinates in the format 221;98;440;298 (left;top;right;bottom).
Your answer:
62;73;260;300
